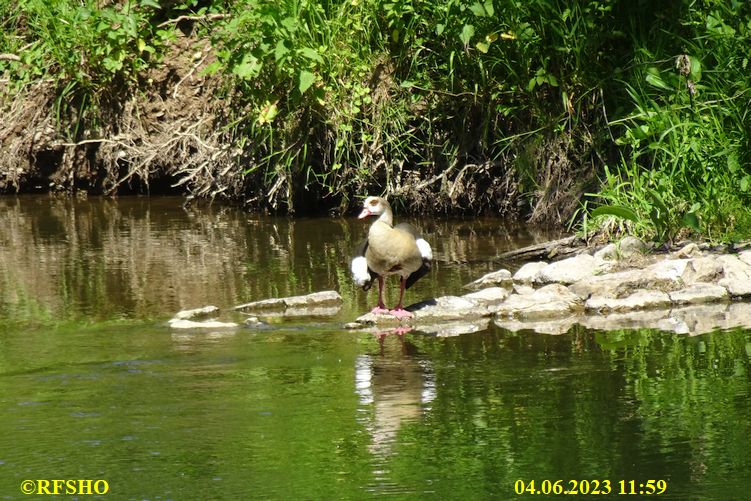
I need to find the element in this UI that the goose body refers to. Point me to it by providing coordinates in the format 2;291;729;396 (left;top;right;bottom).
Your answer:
351;196;432;319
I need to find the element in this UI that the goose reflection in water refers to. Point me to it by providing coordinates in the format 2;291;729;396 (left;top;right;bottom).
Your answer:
355;329;436;458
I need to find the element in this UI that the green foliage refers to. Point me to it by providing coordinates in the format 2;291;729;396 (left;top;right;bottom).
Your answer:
588;3;751;242
2;0;751;237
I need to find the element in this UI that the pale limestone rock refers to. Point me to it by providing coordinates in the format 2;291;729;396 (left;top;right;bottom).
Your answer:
496;284;583;319
409;296;492;320
717;255;751;297
464;269;513;290
462;287;509;305
569;259;690;299
673;242;702;258
173;305;220;320
513;261;548;283
534;254;599;285
168;318;239;329
416;319;491;337
594;243;617;261
739;250;751;267
668;283;729;305
235;290;342;312
681;257;723;285
619;236;648;257
585;289;671;312
513;284;535;295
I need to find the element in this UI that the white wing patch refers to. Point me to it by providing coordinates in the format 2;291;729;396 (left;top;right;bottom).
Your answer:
415;238;433;260
351;256;371;286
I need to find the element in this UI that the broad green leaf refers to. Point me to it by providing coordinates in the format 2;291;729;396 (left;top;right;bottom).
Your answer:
689;56;702;82
400;80;415;88
741;175;751;192
682;212;701;232
727;152;739;173
299;47;322;63
299;70;316;94
476;41;489;53
436;23;445;35
591;205;640;222
232;54;262;79
460;24;475;45
140;0;160;8
645;71;671;91
281;17;298;32
274;41;289;62
483;0;494;16
469;2;487;17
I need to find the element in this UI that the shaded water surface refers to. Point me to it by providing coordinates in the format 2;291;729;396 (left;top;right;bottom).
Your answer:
1;196;750;499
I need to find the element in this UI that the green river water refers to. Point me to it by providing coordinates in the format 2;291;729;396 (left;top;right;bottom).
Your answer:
1;196;750;500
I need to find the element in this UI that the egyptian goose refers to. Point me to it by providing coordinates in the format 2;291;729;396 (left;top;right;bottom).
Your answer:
351;196;432;319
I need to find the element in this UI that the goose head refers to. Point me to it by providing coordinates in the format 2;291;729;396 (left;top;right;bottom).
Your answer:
357;196;391;220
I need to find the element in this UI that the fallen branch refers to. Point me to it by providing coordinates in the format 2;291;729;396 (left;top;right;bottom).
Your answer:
0;53;21;62
157;13;229;28
497;235;585;261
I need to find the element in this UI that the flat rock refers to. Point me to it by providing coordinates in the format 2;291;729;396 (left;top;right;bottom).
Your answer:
352;295;493;327
717;255;751;297
569;259;690;299
462;287;509;305
619;236;648;257
235;290;342;312
496;284;583;319
534;253;599;285
668;283;729;305
168;318;239;329
416;319;492;337
513;261;548;283
681;257;723;285
464;269;512;290
672;242;702;258
409;295;492;320
172;305;220;320
585;289;671;312
594;243;617;261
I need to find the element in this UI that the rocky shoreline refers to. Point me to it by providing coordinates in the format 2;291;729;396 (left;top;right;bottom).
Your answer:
170;238;751;336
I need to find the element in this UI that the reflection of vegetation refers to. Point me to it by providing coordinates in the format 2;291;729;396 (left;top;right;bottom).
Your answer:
394;327;751;499
0;196;547;323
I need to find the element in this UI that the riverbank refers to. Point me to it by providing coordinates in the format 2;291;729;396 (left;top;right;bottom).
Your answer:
2;2;750;240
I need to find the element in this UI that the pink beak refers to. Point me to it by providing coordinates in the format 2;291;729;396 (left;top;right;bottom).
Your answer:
358;208;371;219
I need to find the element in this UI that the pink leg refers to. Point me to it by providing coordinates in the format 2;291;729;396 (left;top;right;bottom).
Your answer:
370;276;390;315
389;277;413;319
